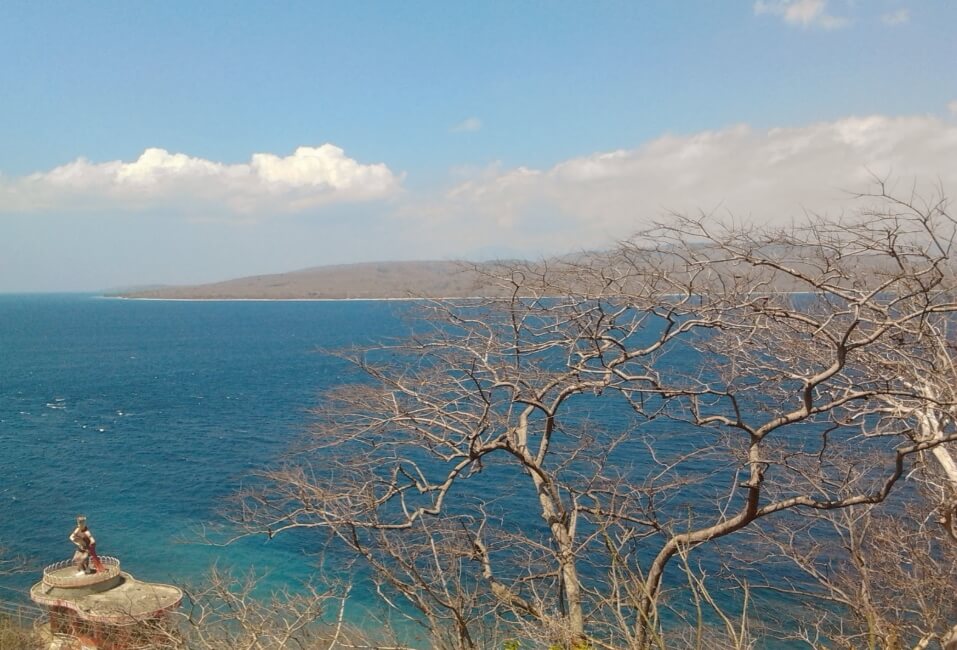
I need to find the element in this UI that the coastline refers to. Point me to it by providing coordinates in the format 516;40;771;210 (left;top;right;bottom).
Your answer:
104;295;491;302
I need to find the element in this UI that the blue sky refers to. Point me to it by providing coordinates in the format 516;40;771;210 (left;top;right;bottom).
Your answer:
1;1;955;291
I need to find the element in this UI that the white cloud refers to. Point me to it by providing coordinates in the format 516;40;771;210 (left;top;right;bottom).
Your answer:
0;144;400;216
881;8;910;26
948;100;957;116
754;0;850;29
451;117;483;133
414;114;957;256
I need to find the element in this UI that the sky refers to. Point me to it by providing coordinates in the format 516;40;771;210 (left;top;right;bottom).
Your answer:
1;0;956;292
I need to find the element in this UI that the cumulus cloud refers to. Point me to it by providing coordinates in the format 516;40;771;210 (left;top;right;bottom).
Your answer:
881;8;910;26
754;0;850;29
451;117;483;133
416;114;957;256
0;144;400;216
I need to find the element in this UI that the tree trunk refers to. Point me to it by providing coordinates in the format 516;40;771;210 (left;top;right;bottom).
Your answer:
528;461;586;643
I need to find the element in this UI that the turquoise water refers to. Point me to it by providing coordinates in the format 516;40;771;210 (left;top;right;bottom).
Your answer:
0;294;404;601
0;294;824;646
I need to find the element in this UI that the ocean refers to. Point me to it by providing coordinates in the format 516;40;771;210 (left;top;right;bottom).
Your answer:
0;294;406;603
0;294;826;647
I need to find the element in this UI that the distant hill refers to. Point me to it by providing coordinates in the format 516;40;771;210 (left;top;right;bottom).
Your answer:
115;243;883;301
117;261;510;300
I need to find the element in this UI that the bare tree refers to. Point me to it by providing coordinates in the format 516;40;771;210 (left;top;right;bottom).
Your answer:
230;185;957;648
738;461;957;650
151;568;401;650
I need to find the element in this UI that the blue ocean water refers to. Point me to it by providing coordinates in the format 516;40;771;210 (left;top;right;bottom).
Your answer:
0;294;405;603
0;294;824;646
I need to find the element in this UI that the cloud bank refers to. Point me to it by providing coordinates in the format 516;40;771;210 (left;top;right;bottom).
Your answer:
421;113;957;256
0;144;400;215
3;113;956;267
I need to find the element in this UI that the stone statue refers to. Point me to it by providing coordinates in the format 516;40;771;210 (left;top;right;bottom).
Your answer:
69;515;97;575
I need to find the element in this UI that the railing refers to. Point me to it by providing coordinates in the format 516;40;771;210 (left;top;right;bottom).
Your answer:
42;556;122;588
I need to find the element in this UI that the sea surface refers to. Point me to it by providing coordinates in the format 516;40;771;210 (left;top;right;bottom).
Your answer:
0;293;821;646
0;294;405;606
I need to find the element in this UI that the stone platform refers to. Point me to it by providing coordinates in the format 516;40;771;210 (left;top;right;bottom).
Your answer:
31;558;182;625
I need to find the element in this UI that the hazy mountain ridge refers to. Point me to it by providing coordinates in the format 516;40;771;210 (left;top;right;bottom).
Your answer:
117;261;508;300
115;244;912;300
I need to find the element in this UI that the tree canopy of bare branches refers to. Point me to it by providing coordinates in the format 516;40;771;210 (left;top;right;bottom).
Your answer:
231;184;957;649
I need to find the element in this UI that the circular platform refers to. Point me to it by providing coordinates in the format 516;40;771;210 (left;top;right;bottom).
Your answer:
42;557;121;588
31;569;183;624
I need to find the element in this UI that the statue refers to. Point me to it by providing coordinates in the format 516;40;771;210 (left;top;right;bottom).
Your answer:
69;515;102;575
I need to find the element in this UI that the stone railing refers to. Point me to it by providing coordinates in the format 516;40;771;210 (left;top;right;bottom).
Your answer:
41;556;121;588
